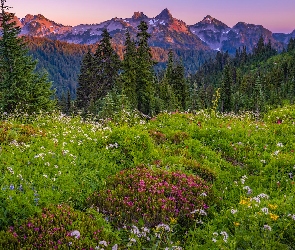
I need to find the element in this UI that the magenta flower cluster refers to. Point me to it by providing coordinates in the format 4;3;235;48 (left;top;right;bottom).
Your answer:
88;167;212;227
2;204;117;249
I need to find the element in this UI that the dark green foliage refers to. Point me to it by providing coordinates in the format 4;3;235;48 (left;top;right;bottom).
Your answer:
189;37;295;113
287;37;295;52
93;29;121;101
136;21;156;116
26;37;91;99
158;50;188;111
0;0;55;114
76;49;95;111
76;29;121;114
120;31;138;108
220;65;232;112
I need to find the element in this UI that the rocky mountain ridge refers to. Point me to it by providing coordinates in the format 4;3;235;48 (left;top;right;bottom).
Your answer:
9;9;295;53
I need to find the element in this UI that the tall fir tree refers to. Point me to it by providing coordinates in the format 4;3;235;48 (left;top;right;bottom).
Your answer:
0;0;55;114
93;29;121;101
220;65;232;112
172;60;188;110
76;48;94;111
136;21;156;116
121;31;137;108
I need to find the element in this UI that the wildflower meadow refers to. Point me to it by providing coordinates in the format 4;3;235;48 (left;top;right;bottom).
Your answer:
1;106;295;249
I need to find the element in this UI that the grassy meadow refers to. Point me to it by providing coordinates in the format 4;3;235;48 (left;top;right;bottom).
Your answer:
0;106;295;249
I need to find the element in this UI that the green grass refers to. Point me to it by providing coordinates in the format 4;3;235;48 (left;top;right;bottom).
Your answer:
0;106;295;249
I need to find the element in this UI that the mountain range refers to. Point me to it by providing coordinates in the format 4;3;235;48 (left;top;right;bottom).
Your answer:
15;8;295;53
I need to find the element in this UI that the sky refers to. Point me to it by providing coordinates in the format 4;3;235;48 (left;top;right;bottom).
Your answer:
11;0;295;33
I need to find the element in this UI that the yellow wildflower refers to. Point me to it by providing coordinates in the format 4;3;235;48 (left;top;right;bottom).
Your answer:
170;217;177;224
268;204;278;210
234;222;240;226
239;198;251;206
269;213;279;221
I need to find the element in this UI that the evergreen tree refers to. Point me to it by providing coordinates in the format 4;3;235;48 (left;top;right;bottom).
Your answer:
287;38;295;52
76;49;94;111
172;61;188;110
220;65;232;112
121;31;137;108
93;29;121;101
0;0;55;114
66;88;71;114
253;75;265;113
135;21;156;116
158;55;177;112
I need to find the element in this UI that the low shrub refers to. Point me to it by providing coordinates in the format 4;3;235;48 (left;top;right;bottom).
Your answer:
180;158;217;182
148;129;167;144
0;122;44;144
0;204;119;249
169;131;189;145
87;167;213;228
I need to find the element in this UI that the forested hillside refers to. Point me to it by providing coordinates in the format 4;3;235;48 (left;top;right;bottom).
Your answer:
189;37;295;112
26;37;213;98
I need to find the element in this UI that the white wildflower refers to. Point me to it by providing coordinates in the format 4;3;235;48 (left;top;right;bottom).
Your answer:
261;207;269;214
70;230;80;239
129;238;136;243
231;209;238;214
263;225;271;231
7;167;14;174
220;231;228;242
99;241;108;247
257;193;269;199
251;196;261;203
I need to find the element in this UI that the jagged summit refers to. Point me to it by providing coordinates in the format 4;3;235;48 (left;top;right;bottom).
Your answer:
155;8;173;20
196;15;230;29
132;11;148;20
202;15;214;23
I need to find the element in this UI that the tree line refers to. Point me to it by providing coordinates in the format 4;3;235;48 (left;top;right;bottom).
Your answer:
75;22;188;117
189;36;295;113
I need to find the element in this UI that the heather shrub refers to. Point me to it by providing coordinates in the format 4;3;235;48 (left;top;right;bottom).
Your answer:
0;122;44;144
148;129;167;144
87;167;213;228
169;131;189;144
0;204;119;249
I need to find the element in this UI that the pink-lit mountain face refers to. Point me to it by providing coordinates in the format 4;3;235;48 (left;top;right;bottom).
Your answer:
9;9;295;53
20;14;71;37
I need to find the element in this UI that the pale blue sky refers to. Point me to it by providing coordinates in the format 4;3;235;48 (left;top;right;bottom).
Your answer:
11;0;295;33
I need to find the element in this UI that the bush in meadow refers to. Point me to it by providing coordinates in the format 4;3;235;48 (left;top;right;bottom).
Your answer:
0;122;44;144
87;167;213;228
104;126;157;167
0;204;119;249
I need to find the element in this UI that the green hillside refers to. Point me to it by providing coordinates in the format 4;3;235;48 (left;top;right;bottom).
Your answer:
1;106;295;248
